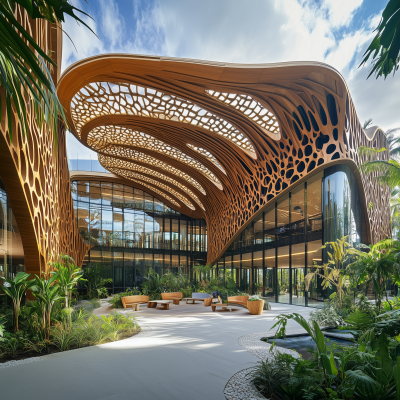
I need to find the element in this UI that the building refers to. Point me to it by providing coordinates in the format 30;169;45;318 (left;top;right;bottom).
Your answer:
0;14;391;306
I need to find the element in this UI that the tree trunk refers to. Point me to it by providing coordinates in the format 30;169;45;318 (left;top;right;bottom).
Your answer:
13;299;20;332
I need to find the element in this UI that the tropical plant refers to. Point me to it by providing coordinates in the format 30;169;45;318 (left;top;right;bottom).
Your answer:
0;0;95;144
82;263;112;299
49;254;85;308
258;311;400;400
305;236;361;308
0;272;33;331
193;264;211;282
30;274;63;340
360;0;400;79
347;239;400;313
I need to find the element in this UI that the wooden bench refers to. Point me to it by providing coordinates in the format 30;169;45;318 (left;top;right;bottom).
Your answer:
161;292;183;305
227;296;249;307
121;295;149;309
147;300;173;310
211;303;236;312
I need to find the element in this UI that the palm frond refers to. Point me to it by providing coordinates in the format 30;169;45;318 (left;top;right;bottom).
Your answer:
0;0;96;145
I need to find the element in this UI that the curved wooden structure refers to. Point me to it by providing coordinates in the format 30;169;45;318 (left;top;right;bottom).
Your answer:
0;7;89;277
57;54;391;265
227;296;250;307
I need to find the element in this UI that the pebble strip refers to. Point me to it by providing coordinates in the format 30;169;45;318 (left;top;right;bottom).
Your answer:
0;356;44;370
224;367;267;400
224;328;306;400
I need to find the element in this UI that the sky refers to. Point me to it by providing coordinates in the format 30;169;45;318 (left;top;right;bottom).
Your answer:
62;0;397;161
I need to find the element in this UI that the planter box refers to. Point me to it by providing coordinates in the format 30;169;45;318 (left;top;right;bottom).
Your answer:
247;300;264;315
204;297;212;306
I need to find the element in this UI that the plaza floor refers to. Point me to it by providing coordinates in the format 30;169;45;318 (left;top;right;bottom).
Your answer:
0;302;312;400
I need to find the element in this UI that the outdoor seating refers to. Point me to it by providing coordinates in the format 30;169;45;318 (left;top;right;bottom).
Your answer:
161;292;183;305
121;295;149;309
227;296;249;307
183;292;212;305
147;300;173;310
211;303;236;312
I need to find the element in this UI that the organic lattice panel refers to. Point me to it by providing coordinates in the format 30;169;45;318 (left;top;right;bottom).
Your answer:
88;125;223;189
71;82;255;154
0;10;89;277
205;91;280;137
187;144;226;174
59;55;391;264
99;154;205;210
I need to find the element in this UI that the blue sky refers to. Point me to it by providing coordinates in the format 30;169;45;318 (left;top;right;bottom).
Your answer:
62;0;395;160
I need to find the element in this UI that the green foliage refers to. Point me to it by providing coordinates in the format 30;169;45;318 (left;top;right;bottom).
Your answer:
253;310;400;399
49;254;85;308
359;0;400;79
0;272;34;332
82;263;112;299
30;274;63;340
0;0;95;144
347;239;400;313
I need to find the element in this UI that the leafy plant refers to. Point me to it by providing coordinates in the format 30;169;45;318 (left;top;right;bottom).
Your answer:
31;274;63;340
82;263;112;299
305;237;361;308
0;0;95;143
49;254;85;308
0;272;34;331
360;0;400;79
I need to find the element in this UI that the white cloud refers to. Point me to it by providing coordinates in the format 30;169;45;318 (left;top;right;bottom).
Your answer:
99;0;125;47
61;0;104;72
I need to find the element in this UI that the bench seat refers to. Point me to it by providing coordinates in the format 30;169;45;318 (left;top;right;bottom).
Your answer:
121;295;149;309
227;296;249;307
161;292;183;305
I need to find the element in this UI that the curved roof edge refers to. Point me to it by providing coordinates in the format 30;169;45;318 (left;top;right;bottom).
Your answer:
59;53;386;138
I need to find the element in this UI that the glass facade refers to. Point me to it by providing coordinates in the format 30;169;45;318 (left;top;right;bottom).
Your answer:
0;179;25;289
71;180;207;292
217;165;362;308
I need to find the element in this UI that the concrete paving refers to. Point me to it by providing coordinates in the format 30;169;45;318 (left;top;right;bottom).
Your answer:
0;302;312;400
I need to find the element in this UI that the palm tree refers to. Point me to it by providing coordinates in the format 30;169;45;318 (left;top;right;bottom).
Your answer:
305;236;362;308
359;0;400;79
347;239;400;313
0;272;33;331
31;274;63;340
49;254;85;308
0;0;94;143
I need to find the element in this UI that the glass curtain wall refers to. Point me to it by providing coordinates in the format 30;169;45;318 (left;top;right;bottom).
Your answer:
220;165;361;308
0;179;25;294
72;180;207;293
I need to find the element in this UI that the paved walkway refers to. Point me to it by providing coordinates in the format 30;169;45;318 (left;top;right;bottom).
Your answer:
0;302;312;400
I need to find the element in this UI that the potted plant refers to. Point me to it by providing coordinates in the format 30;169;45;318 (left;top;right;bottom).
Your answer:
247;295;264;315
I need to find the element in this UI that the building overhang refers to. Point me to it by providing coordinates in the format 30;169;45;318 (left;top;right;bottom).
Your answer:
58;54;390;264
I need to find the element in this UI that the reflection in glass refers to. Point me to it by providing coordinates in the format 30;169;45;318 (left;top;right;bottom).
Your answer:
0;179;25;285
323;165;361;245
73;180;207;293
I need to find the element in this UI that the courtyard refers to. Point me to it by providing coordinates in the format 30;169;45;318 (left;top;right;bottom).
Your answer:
0;302;311;400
